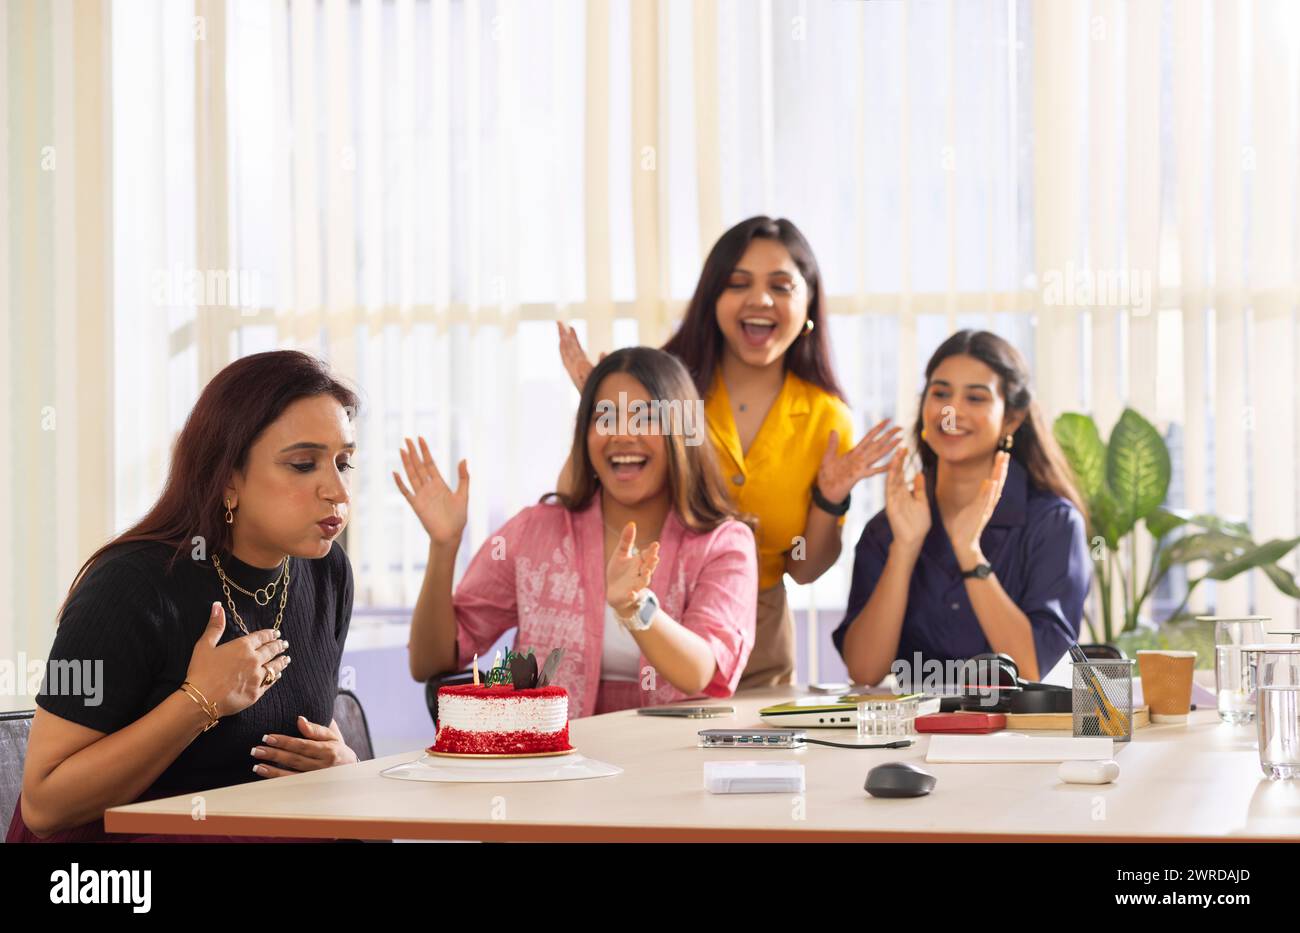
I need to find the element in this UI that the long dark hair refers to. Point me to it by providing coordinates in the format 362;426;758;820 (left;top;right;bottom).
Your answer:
550;347;744;534
913;330;1086;517
661;215;846;402
64;351;360;604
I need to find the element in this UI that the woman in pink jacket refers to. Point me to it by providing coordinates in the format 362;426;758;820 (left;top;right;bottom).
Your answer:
395;347;759;718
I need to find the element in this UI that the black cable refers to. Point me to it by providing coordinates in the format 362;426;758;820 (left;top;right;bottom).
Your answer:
798;738;914;750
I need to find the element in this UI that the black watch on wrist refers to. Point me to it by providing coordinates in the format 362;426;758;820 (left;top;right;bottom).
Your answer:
961;562;994;580
810;482;851;517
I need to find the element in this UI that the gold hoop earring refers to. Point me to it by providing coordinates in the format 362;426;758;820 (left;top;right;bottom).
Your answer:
920;427;928;442
998;433;1014;452
224;498;234;524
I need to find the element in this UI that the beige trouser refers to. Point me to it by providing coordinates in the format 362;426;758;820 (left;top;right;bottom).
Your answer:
738;583;795;691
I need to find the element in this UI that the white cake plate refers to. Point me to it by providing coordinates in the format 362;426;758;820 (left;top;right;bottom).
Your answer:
380;750;622;784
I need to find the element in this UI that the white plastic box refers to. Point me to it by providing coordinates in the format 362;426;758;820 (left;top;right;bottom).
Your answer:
703;760;806;794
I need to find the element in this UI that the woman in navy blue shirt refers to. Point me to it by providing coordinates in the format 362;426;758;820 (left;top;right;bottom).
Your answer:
833;330;1091;685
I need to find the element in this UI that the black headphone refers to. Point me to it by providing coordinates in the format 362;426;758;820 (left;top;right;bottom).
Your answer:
958;652;1071;713
961;652;1020;688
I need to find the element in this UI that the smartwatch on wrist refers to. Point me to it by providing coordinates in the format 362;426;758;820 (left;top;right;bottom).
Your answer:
616;588;658;631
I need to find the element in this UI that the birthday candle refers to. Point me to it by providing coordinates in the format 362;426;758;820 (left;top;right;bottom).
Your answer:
472;654;479;686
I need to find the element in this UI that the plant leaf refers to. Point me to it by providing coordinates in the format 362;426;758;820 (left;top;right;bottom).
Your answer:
1147;507;1251;538
1182;512;1252;537
1159;531;1249;571
1053;413;1107;502
1091;488;1126;550
1145;507;1187;540
1205;537;1300;582
1105;408;1170;528
1261;562;1300;599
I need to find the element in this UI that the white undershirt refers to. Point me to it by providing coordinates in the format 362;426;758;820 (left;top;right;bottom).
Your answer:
602;604;641;682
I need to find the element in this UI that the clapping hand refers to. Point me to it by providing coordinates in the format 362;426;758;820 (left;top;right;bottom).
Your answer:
556;321;607;393
606;521;660;616
392;436;469;547
817;420;903;504
883;447;931;551
944;450;1010;570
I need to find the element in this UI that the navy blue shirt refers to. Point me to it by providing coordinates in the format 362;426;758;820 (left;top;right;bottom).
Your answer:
832;458;1091;677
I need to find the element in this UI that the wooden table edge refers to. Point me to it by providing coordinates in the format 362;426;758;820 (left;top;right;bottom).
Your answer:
101;810;1297;843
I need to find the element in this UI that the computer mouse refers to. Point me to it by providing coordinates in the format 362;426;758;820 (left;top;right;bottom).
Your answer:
865;761;936;798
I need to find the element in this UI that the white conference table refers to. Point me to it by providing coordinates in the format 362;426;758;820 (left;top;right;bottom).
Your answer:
105;686;1300;842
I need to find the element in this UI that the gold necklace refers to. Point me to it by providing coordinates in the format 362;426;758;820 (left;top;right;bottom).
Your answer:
212;554;291;637
211;553;288;605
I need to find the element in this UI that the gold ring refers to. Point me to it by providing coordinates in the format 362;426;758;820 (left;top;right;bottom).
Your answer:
261;669;278;687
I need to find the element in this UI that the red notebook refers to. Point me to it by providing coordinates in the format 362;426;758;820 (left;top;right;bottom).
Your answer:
915;712;1006;734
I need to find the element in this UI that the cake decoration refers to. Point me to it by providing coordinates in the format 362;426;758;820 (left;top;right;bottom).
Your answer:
537;648;564;687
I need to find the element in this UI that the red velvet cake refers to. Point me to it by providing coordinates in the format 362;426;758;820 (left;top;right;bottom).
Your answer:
431;684;573;755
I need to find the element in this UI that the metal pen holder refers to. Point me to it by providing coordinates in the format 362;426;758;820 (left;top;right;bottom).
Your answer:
1072;659;1135;742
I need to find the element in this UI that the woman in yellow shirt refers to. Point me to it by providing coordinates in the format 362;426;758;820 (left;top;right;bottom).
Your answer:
558;216;900;687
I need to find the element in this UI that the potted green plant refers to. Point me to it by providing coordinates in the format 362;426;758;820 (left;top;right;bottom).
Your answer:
1052;408;1300;651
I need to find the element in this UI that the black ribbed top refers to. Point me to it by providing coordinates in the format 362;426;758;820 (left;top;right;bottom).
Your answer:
36;539;352;800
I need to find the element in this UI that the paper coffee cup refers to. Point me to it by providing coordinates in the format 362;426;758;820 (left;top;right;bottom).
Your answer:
1136;650;1197;723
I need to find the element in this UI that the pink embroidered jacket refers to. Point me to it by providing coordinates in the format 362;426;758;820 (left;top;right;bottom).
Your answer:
452;493;758;719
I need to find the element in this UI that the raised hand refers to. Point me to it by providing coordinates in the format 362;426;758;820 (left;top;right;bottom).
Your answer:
605;521;660;615
185;602;290;718
944;450;1010;570
556;321;606;393
392;436;469;547
884;448;931;551
816;420;904;504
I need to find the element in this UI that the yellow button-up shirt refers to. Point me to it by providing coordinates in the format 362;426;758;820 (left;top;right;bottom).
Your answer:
705;369;854;590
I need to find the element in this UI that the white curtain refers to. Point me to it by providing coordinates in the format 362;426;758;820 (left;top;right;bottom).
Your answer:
1;0;114;712
6;0;1300;710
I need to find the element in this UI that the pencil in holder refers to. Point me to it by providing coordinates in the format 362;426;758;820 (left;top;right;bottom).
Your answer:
1071;659;1135;742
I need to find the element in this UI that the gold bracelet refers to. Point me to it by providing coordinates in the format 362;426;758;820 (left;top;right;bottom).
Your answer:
180;681;220;732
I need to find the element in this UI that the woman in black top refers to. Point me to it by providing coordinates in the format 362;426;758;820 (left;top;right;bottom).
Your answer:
7;350;360;842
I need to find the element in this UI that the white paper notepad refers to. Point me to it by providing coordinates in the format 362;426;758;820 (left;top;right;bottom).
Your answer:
925;733;1114;763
